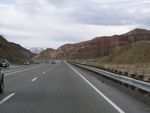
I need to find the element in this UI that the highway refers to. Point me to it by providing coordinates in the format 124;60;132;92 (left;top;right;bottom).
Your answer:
0;62;149;113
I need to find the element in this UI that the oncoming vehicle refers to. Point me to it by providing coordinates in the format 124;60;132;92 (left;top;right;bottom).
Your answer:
0;69;4;94
0;59;10;68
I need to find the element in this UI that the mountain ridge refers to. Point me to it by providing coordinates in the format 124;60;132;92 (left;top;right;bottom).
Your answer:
33;28;150;60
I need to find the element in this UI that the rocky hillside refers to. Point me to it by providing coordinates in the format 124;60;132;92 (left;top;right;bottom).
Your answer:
0;35;34;63
34;28;150;60
72;41;150;81
56;28;150;59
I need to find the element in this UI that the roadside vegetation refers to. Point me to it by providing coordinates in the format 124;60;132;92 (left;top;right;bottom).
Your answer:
72;41;150;82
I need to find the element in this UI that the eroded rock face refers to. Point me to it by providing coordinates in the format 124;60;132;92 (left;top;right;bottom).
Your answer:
34;28;150;60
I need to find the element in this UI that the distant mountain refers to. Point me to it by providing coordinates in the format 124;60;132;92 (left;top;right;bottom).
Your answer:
32;48;56;60
0;35;34;63
29;47;45;54
33;28;150;60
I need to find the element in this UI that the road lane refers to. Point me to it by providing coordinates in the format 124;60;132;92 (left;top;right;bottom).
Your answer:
0;62;149;113
70;63;150;113
0;63;58;101
0;62;119;113
66;62;125;113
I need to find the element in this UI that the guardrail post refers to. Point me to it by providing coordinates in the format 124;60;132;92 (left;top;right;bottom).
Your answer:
124;83;129;88
130;85;136;90
138;88;148;95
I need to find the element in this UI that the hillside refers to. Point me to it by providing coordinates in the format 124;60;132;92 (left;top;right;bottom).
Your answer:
73;41;150;81
34;28;150;60
32;48;56;60
0;35;34;63
57;28;150;59
101;41;150;64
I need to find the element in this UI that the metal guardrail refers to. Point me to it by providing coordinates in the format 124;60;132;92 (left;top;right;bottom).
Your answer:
73;63;150;93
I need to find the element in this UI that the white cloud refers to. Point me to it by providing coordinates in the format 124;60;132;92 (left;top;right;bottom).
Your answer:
0;0;149;49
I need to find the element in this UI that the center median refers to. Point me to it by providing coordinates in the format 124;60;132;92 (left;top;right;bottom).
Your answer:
5;64;46;76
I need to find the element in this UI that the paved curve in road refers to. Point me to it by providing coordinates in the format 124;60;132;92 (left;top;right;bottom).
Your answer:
0;62;149;113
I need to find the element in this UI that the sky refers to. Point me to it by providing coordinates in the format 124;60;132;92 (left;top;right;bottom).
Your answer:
0;0;150;49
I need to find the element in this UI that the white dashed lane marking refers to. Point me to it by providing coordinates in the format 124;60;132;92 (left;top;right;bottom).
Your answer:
0;93;16;105
31;77;38;82
43;72;46;74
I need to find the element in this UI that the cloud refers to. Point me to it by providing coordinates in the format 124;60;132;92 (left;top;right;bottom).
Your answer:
0;0;149;48
67;0;150;25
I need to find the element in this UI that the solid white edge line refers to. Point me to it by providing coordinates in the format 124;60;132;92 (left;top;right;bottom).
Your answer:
66;62;125;113
0;93;16;105
32;77;38;82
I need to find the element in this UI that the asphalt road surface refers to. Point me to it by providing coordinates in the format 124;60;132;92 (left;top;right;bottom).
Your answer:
0;62;149;113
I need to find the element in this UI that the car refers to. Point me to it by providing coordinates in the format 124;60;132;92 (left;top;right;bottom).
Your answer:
0;59;10;68
24;61;30;65
0;69;4;94
35;62;40;64
51;60;56;64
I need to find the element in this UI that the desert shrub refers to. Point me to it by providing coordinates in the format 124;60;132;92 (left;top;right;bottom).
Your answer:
124;72;128;76
137;75;144;80
119;71;123;75
131;74;136;78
